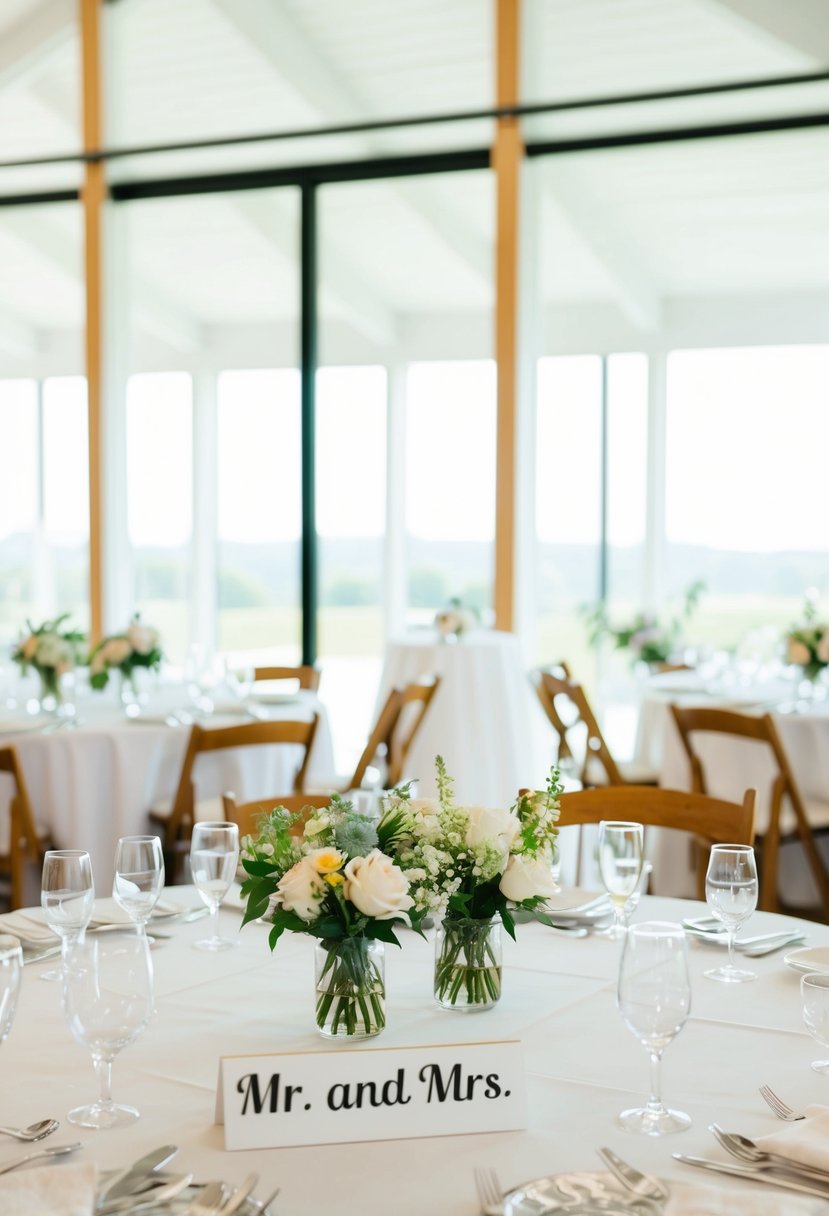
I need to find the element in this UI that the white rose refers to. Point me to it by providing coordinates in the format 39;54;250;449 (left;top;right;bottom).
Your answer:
435;610;461;636
787;638;811;666
343;849;413;921
465;805;521;853
21;635;38;661
103;637;132;666
499;853;559;903
275;858;326;922
127;622;158;655
303;815;329;837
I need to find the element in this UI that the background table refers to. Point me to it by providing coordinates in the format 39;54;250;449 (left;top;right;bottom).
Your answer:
377;630;554;807
1;893;825;1215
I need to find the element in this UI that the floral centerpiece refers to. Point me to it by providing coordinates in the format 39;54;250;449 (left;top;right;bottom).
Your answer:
240;796;424;1039
88;616;162;696
11;614;86;706
379;759;561;1011
785;596;829;683
584;580;704;667
434;597;478;641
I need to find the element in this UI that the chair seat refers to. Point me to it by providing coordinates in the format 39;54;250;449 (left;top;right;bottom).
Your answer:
149;795;225;824
584;757;659;787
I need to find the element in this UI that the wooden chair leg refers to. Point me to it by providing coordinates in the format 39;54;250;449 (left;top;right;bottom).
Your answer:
794;820;829;920
759;827;780;913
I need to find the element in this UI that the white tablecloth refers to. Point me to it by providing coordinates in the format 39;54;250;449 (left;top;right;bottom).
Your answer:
0;690;334;895
2;893;827;1214
377;631;553;807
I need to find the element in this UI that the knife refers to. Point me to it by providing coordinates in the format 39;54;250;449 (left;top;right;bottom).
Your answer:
598;1147;669;1202
217;1173;259;1216
100;1145;179;1202
673;1154;829;1199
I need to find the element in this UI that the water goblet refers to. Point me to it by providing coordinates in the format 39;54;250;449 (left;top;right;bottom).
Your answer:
0;936;23;1044
704;843;758;983
63;932;154;1128
801;973;829;1073
41;850;95;982
113;836;165;930
622;861;653;929
617;920;692;1135
598;821;644;938
190;821;240;951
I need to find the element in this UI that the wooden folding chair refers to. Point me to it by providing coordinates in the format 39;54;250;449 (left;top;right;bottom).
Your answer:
222;792;332;839
346;677;440;792
0;745;54;910
670;705;829;916
556;784;756;900
535;666;657;787
150;716;319;880
253;665;321;692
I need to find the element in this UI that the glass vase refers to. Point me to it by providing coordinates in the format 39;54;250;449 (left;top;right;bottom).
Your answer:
314;937;385;1040
434;916;502;1012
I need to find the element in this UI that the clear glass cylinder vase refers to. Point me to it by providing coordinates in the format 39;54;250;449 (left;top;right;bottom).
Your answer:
314;937;385;1040
434;916;502;1012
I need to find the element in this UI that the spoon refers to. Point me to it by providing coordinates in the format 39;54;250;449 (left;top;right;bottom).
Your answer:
0;1142;82;1175
710;1124;829;1181
0;1119;59;1142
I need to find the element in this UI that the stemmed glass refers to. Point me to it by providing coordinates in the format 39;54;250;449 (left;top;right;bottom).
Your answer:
190;822;239;951
598;822;644;938
40;850;94;981
617;921;692;1135
63;933;154;1128
113;836;164;930
704;844;758;983
0;935;23;1045
801;973;829;1073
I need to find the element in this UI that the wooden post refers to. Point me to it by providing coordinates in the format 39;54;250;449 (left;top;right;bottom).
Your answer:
493;0;522;632
80;0;104;642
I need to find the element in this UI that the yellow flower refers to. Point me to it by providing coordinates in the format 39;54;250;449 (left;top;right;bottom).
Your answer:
325;873;344;887
307;847;346;874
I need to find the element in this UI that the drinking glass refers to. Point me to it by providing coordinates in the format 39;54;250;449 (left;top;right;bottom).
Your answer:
617;921;692;1135
63;933;154;1128
113;836;165;929
41;850;95;981
704;844;758;983
622;861;653;929
190;822;240;950
0;936;23;1045
598;821;644;938
801;973;829;1073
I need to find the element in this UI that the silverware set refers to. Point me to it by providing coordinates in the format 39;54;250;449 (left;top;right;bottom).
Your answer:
93;1151;280;1215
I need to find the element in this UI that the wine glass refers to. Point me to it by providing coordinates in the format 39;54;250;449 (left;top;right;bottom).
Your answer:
190;821;239;950
62;932;154;1128
704;844;758;983
0;935;23;1044
617;921;692;1135
622;861;653;929
801;973;829;1073
113;836;164;929
598;821;644;938
41;850;95;982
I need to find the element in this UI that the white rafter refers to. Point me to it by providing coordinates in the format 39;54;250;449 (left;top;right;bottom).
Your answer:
0;0;75;92
699;0;829;63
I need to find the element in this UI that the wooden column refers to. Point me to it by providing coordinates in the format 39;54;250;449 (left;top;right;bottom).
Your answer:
80;0;105;642
493;0;522;632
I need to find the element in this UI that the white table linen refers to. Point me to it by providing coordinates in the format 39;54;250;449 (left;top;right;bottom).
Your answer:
2;892;827;1215
0;1163;97;1216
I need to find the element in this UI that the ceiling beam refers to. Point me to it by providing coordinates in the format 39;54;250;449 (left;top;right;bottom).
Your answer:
0;0;75;92
700;0;829;64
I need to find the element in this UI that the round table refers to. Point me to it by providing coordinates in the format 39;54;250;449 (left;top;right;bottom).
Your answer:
1;893;825;1214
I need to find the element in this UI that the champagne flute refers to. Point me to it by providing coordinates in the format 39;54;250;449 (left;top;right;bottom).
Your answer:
704;844;758;983
113;836;164;929
63;933;154;1128
190;822;239;951
41;850;94;982
617;920;692;1135
0;936;23;1045
598;821;644;938
801;973;829;1073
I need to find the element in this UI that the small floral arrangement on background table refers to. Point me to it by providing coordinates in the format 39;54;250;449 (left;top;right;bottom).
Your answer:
785;595;829;684
240;795;424;1039
584;580;704;667
434;597;478;641
380;759;561;1011
11;614;86;706
88;616;162;697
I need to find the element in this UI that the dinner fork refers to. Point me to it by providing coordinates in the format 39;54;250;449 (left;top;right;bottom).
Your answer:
759;1085;806;1121
474;1166;504;1215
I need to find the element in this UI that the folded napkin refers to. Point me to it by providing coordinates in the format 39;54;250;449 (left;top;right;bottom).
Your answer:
667;1180;824;1214
88;897;183;926
0;911;58;946
0;1162;97;1216
757;1104;829;1171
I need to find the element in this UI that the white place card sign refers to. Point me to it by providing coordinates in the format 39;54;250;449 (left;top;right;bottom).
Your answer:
216;1040;526;1150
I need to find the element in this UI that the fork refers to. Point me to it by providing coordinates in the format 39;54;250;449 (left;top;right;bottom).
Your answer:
474;1166;504;1215
759;1085;806;1121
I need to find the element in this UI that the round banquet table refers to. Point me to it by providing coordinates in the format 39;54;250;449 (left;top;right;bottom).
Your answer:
2;893;827;1215
0;690;334;895
377;630;553;807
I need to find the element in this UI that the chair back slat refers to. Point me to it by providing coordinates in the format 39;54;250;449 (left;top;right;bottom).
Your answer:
349;677;440;791
0;744;49;909
223;792;332;839
253;665;321;692
536;667;625;786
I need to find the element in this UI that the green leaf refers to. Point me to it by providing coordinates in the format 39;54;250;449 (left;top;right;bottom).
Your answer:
242;858;279;877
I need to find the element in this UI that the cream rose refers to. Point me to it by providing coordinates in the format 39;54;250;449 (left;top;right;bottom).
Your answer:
127;622;158;655
275;858;326;922
21;635;38;661
817;634;829;664
102;637;132;666
499;852;559;903
465;805;521;853
343;849;413;921
787;638;811;666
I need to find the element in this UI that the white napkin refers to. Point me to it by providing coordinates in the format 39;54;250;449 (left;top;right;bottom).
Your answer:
0;911;57;946
667;1181;824;1214
0;1162;97;1215
756;1104;829;1171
